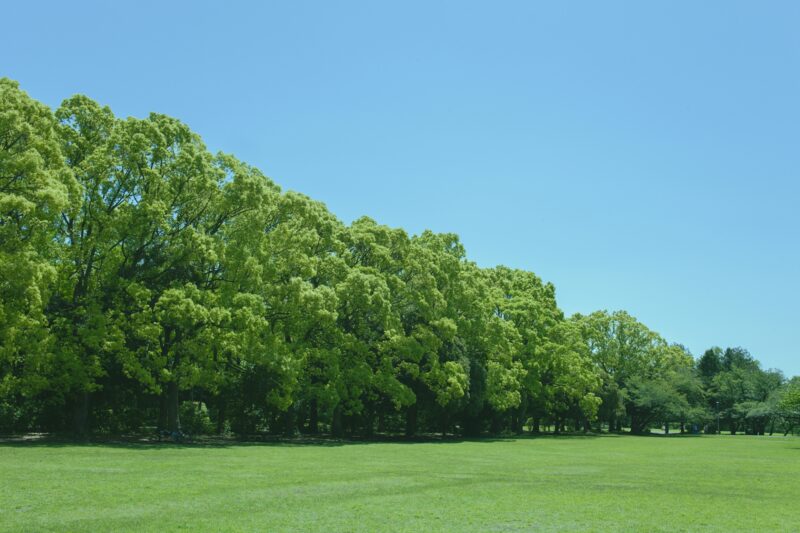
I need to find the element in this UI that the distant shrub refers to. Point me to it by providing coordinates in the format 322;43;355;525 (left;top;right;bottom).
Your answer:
180;401;214;434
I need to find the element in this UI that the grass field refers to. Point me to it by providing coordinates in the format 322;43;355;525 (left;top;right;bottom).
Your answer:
1;434;798;532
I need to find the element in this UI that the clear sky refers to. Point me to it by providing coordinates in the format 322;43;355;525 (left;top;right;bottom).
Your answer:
3;1;799;375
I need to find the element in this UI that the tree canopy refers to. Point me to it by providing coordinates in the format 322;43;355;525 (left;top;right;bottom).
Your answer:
1;79;796;438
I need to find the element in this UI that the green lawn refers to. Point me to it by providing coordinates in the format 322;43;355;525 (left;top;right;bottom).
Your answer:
1;435;798;532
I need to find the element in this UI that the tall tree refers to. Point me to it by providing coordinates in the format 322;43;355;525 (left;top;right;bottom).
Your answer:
106;114;271;431
0;79;78;430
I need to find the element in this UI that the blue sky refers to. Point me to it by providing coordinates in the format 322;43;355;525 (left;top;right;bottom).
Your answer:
4;1;799;375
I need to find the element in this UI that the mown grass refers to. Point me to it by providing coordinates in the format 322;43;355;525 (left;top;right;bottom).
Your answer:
1;434;798;532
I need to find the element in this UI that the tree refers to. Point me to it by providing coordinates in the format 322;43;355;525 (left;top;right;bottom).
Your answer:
103;113;271;432
0;79;78;430
777;381;800;434
574;311;693;433
241;192;345;435
704;348;782;435
697;347;723;385
625;356;701;434
3;78;794;441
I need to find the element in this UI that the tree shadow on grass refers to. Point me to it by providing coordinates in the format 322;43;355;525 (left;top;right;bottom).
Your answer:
624;432;706;438
0;431;605;450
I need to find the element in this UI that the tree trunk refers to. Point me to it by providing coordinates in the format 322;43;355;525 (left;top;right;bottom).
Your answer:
490;413;503;435
514;395;528;434
441;409;449;438
462;412;481;437
531;417;540;434
364;404;375;438
167;381;180;432
405;402;418;437
282;405;297;437
377;409;386;434
331;404;343;438
72;391;90;437
158;393;168;430
216;397;227;435
309;399;319;434
630;415;646;435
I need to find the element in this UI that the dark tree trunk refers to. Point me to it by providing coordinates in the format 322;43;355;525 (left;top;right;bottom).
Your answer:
630;415;647;435
72;391;90;437
405;402;418;437
167;381;180;431
364;405;375;438
512;395;527;434
282;405;297;437
377;409;386;434
216;397;227;435
158;393;168;430
331;404;343;438
531;417;540;434
462;412;482;437
309;399;319;434
490;413;502;435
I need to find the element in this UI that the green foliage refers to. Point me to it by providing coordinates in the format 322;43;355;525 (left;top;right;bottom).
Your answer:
1;78;796;438
0;78;78;406
778;384;800;429
179;401;214;434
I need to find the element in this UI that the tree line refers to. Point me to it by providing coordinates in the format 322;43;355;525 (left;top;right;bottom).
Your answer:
2;78;799;438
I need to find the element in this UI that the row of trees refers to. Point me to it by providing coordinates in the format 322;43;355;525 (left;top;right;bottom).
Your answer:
1;79;798;438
